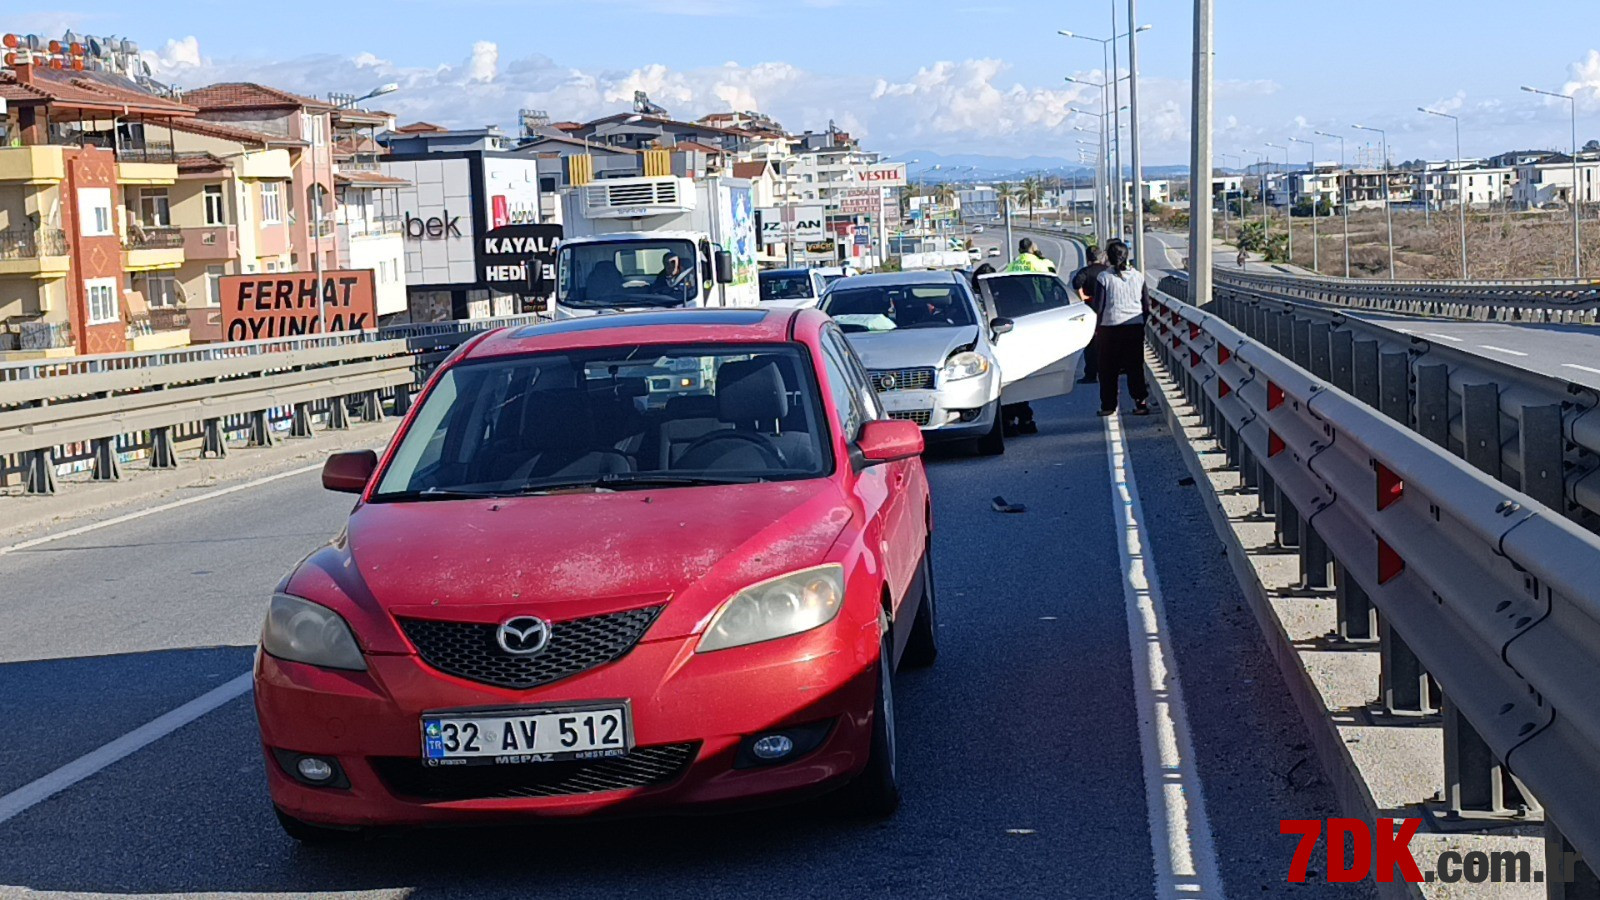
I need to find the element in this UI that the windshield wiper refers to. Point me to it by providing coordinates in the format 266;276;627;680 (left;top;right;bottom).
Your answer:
369;487;505;502
516;473;762;494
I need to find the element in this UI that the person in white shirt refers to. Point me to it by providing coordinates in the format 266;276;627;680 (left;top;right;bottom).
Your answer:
1090;239;1153;417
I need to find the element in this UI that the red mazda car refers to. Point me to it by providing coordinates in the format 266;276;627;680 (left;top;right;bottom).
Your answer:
255;307;936;841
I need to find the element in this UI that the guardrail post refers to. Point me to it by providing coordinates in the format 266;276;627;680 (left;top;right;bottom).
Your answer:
1442;694;1538;820
1274;312;1294;358
90;437;121;482
1240;445;1260;492
1462;382;1503;480
290;403;315;439
326;396;350;431
1334;561;1378;642
23;449;57;495
1546;822;1600;899
1299;519;1333;589
1259;470;1279;517
1329;329;1353;392
1352;339;1380;409
358;390;384;423
1520;404;1567;514
1379;351;1411;425
1380;619;1439;716
1276;494;1302;549
149;427;179;469
1415;364;1451;449
247;411;275;448
393;382;413;417
201;419;228;459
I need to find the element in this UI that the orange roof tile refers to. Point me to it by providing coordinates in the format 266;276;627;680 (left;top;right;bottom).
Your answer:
181;82;332;111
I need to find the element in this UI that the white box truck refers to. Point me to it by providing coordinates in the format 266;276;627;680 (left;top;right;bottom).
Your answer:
554;175;759;318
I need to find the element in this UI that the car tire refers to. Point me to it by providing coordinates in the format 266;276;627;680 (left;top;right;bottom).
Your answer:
845;629;901;818
274;807;364;845
975;403;1006;456
901;548;938;669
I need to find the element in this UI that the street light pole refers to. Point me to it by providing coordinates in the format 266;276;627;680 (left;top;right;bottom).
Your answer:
1314;130;1350;276
1522;86;1582;279
315;82;399;333
1188;0;1214;307
1419;107;1468;279
1126;0;1144;265
1353;124;1395;278
1266;142;1292;265
1290;136;1317;273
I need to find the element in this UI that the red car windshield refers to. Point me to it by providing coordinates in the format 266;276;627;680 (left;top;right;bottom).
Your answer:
371;344;832;500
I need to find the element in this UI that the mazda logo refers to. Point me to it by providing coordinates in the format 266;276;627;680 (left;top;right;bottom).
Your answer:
496;616;551;656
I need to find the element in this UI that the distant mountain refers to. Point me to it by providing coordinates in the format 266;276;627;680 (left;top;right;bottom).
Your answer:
894;150;1201;182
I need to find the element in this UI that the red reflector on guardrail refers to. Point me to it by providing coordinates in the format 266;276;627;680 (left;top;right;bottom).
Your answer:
1171;335;1180;349
1268;429;1284;457
1217;346;1231;365
1267;381;1284;411
1190;350;1200;368
1219;380;1232;398
1378;539;1405;585
1190;324;1201;340
1376;463;1404;511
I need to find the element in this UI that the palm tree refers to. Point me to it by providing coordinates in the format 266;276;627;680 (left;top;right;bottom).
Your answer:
994;182;1018;222
1020;177;1043;224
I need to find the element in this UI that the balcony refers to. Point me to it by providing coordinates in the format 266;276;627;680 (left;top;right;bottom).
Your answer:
122;225;185;271
341;216;401;240
181;224;239;260
126;306;191;351
0;227;71;278
0;146;67;183
0;318;74;357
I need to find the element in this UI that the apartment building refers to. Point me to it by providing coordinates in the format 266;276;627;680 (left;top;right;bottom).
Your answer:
1415;161;1512;209
1513;154;1600;209
331;105;406;319
0;61;197;357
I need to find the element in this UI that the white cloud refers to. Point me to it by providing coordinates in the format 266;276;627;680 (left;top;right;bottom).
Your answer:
1563;48;1600;109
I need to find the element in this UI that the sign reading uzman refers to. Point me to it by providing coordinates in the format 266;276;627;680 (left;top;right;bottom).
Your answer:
480;223;562;295
219;270;378;340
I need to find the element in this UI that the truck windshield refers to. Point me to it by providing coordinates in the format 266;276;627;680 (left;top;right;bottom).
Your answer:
370;344;832;499
558;239;699;309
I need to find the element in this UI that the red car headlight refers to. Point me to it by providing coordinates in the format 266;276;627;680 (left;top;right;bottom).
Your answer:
261;593;367;671
697;564;845;653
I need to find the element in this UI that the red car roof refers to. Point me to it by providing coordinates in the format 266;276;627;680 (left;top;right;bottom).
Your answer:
462;308;825;360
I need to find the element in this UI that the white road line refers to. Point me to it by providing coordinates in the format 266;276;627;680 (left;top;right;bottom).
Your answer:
1563;363;1600;376
1422;332;1465;343
0;462;322;555
0;672;253;826
1477;345;1529;357
1103;414;1226;899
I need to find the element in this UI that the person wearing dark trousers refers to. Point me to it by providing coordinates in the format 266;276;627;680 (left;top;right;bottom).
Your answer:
1091;239;1153;417
1071;245;1109;383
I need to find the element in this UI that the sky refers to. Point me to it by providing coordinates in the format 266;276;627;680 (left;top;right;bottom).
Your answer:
9;1;1600;167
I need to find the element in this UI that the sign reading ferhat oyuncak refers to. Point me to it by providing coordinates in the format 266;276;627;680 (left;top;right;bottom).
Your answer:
219;270;377;341
480;223;562;295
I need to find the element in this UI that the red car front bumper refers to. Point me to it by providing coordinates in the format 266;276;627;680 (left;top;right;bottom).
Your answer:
255;622;879;827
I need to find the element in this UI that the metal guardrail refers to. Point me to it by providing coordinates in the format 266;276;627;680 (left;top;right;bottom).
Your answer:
1215;266;1600;323
1146;288;1600;884
1194;279;1600;532
0;313;547;494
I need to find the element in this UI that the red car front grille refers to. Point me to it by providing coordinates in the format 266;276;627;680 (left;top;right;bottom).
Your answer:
370;742;699;800
398;606;662;690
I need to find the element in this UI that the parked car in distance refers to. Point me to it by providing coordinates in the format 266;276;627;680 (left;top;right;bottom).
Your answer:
971;225;984;233
819;270;1091;455
966;247;982;263
759;267;827;309
986;247;1001;258
814;265;857;287
256;308;938;841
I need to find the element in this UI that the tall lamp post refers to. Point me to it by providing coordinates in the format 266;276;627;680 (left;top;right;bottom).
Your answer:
1314;129;1351;276
1060;24;1152;240
315;82;398;333
1265;141;1293;265
1522;86;1582;279
1289;136;1318;272
1419;107;1468;279
1352;123;1396;278
1125;3;1147;265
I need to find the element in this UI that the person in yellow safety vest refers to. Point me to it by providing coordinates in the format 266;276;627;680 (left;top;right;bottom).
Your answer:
1005;237;1057;273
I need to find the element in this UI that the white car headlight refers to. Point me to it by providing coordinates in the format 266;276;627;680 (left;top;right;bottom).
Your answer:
697;564;846;652
942;350;991;381
261;593;367;671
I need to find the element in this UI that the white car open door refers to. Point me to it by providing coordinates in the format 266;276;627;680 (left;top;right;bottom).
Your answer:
976;272;1096;404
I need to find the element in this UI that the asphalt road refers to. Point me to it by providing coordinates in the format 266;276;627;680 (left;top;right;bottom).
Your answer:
0;362;1368;898
1144;230;1600;392
968;226;1083;274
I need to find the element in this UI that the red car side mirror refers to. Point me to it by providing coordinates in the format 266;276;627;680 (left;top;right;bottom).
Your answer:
322;450;378;494
855;419;924;467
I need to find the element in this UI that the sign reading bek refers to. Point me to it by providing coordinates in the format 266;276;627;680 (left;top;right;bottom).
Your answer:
219;270;378;340
480;224;563;295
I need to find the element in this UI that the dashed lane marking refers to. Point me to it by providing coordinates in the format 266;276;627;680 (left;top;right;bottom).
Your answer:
1478;345;1529;357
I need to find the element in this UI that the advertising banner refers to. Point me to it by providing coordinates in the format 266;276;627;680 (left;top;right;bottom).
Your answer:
841;189;880;216
480;224;562;296
757;205;826;243
219;270;377;340
856;164;906;187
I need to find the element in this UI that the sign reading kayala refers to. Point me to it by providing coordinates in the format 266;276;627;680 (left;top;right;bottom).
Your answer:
480;223;563;296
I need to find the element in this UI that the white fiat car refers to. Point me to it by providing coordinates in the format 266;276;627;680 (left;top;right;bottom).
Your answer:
819;270;1094;455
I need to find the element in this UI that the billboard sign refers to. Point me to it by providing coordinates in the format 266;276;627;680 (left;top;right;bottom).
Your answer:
857;164;906;187
219;270;377;341
840;189;880;216
483;157;541;229
383;156;478;286
480;224;562;295
757;205;826;243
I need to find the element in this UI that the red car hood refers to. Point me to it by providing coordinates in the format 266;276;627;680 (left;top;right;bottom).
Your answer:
334;479;853;641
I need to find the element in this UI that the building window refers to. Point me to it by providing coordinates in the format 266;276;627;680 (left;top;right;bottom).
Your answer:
302;113;325;147
86;278;118;324
266;261;278;272
206;265;225;306
134;272;179;307
204;184;227;225
78;188;113;237
138;188;171;227
261;182;283;223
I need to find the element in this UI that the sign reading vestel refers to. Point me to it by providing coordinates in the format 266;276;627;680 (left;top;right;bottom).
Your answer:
480;224;563;295
219;270;377;340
